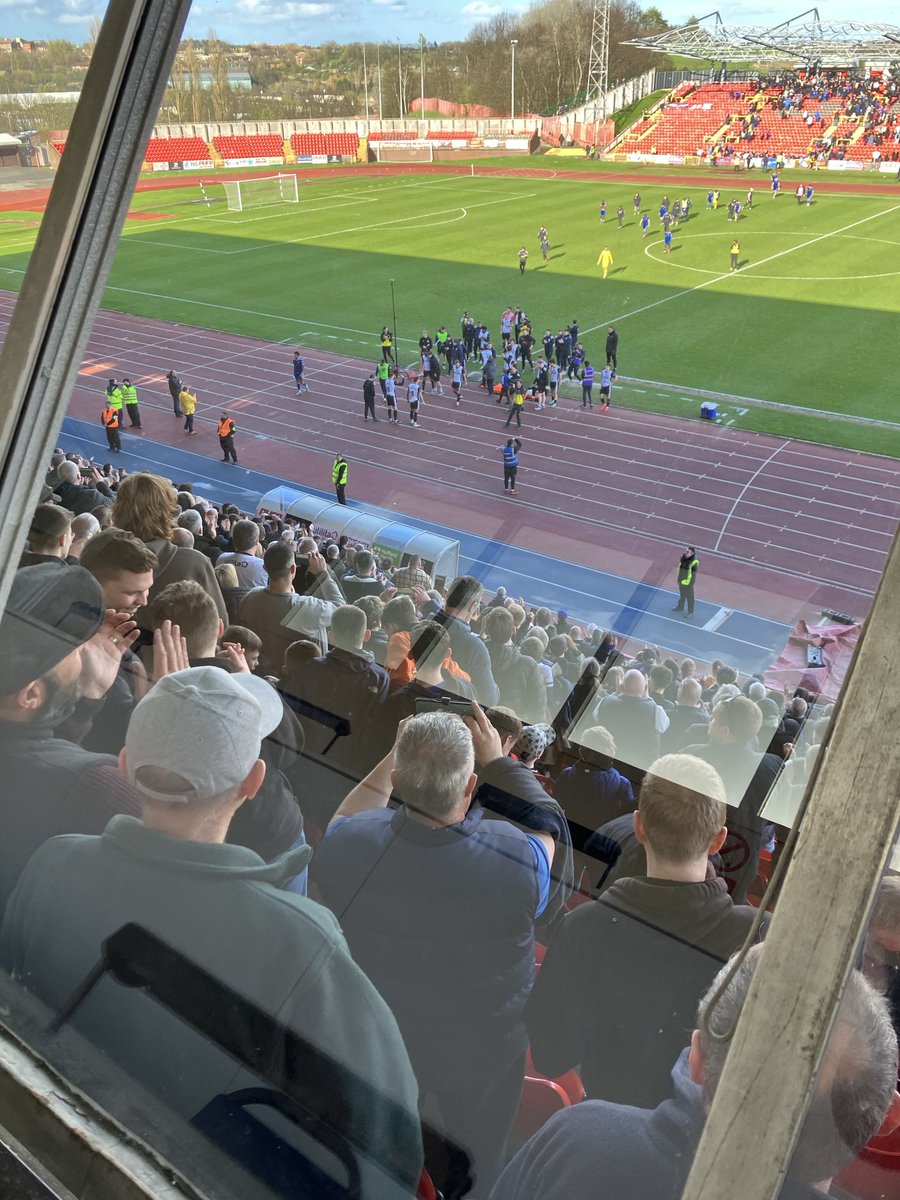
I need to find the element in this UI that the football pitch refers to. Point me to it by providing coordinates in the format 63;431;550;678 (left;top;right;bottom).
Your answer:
1;167;898;454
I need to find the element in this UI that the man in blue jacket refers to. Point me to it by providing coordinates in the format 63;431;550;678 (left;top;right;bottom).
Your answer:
492;946;900;1200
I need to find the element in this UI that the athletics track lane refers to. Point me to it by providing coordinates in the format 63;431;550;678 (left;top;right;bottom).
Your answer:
2;292;894;634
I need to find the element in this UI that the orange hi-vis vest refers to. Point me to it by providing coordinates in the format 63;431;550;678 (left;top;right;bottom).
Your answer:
217;417;235;438
102;405;119;428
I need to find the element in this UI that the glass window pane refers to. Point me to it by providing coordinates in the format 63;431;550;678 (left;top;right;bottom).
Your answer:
1;34;899;1200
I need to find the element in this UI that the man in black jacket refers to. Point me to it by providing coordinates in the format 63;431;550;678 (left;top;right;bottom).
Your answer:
605;325;619;372
166;368;182;416
55;460;114;515
525;752;764;1109
363;373;378;421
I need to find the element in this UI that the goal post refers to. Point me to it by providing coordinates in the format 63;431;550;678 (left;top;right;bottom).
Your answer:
373;142;434;164
221;173;300;212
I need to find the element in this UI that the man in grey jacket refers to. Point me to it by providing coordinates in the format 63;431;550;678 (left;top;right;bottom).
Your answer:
0;666;422;1199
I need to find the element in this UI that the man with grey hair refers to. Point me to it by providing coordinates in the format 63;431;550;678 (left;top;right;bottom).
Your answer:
313;704;556;1197
216;518;267;588
55;460;114;515
176;509;203;539
0;666;423;1200
526;753;763;1109
492;944;900;1200
68;511;101;560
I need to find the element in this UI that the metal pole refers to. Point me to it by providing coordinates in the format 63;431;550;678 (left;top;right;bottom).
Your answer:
419;34;425;115
362;43;370;124
397;40;403;119
510;40;518;125
389;279;399;368
377;43;383;122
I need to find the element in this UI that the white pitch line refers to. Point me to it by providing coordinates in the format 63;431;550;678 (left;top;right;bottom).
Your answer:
581;201;900;336
713;439;793;553
220;192;538;255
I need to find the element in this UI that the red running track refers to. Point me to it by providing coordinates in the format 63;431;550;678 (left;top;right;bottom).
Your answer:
3;290;897;625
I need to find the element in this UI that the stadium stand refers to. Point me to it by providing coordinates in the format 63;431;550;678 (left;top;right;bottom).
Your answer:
144;136;213;163
212;132;285;159
289;131;359;156
426;129;475;141
11;439;895;1200
616;73;900;164
366;130;419;142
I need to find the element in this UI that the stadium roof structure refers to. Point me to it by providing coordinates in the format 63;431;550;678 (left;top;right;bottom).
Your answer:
623;9;900;64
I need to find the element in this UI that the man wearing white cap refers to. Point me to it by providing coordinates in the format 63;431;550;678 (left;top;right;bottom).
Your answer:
0;666;422;1200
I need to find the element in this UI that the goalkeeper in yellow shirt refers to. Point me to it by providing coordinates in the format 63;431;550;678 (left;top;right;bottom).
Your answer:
597;245;614;279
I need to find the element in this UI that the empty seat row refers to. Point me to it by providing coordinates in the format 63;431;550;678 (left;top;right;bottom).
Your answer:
213;134;284;157
145;137;211;162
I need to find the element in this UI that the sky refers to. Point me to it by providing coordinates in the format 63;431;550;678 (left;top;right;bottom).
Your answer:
6;0;900;48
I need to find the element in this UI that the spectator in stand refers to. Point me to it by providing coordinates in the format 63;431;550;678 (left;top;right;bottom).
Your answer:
278;639;320;698
112;473;225;623
192;506;223;564
381;594;420;689
147;580;308;875
216;519;268;589
176;508;203;549
68;512;101;560
69;530;160;754
661;677;709;753
702;662;738;704
19;504;74;568
432;575;500;706
341;549;387;602
220;624;262;673
354;595;388;665
287;605;389;773
313;706;557;1197
371;620;475;751
213;561;248;625
392;554;434;592
647;664;674;710
527;753;766;1109
592;668;670;781
55;460;114;515
493;946;900;1200
683;695;783;902
556;726;634;838
239;541;322;677
0;666;423;1200
483;606;547;724
171;527;194;550
0;564;145;917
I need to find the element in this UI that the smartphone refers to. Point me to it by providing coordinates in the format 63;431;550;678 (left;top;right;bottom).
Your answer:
414;696;473;718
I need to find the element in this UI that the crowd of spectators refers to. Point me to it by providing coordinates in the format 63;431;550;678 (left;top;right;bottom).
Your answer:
0;446;896;1200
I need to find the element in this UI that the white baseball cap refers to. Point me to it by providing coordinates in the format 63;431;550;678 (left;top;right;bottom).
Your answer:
125;666;283;803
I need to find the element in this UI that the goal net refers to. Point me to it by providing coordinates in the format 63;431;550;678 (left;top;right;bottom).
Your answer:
373;142;434;163
221;173;300;212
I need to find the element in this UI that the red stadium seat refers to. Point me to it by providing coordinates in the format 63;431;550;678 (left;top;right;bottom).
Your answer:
513;1077;572;1142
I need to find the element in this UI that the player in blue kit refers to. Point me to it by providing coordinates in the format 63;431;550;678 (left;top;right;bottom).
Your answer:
292;351;308;394
663;228;673;254
641;213;650;237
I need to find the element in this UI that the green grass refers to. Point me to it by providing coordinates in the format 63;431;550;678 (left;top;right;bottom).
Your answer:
612;90;669;135
1;170;898;454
